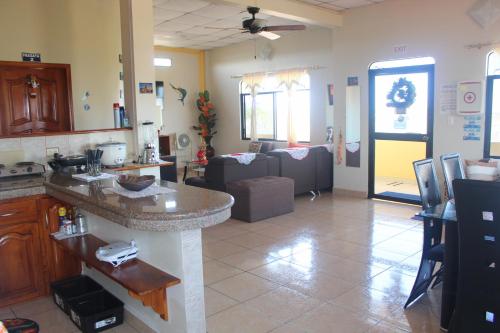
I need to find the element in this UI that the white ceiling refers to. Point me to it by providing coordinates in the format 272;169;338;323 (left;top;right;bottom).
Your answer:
294;0;385;11
153;0;385;50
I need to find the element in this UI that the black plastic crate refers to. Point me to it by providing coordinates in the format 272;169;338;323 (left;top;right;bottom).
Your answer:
51;275;103;314
68;290;124;333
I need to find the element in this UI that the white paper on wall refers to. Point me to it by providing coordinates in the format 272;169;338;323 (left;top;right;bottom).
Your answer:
457;81;483;115
439;84;457;114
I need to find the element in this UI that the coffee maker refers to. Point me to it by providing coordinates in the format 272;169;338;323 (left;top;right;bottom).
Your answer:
140;121;158;164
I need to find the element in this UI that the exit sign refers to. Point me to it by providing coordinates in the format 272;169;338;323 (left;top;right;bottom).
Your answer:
393;45;408;54
22;52;41;62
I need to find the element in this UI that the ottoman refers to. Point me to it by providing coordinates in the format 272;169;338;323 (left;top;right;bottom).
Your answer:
227;176;294;222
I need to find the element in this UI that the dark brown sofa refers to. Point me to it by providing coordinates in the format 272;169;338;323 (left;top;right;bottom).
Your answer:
266;145;333;195
185;153;279;192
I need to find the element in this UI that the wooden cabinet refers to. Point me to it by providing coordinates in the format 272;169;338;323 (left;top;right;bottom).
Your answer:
0;196;80;307
0;198;44;307
0;61;73;136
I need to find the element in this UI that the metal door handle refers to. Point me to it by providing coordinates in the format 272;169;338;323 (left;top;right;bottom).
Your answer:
422;135;429;141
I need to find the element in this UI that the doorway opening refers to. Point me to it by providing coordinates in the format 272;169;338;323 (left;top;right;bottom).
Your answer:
368;57;435;204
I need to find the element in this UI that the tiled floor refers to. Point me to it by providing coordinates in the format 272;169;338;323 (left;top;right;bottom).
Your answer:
1;193;442;333
203;193;442;333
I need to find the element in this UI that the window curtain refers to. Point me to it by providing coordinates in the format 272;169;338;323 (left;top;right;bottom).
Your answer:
242;73;266;141
276;69;308;144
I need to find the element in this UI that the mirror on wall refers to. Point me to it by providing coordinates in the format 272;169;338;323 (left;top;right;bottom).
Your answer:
345;85;361;168
0;0;126;136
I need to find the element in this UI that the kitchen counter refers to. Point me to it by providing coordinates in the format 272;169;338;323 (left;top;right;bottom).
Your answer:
44;173;233;232
0;175;46;200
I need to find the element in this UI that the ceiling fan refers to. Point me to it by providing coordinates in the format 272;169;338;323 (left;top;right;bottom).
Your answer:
241;7;306;40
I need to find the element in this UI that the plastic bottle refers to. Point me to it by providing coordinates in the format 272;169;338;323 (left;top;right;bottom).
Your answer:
58;207;67;233
113;103;121;128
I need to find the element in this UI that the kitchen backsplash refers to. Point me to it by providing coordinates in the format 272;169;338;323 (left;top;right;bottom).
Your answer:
0;131;135;166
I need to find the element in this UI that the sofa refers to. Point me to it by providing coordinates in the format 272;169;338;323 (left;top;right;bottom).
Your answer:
267;145;333;195
185;153;279;192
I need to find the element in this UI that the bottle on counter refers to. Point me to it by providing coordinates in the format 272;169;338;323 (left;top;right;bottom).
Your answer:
75;212;88;234
113;103;121;128
58;207;67;233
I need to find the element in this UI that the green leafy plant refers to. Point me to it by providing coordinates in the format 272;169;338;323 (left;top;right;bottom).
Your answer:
192;90;217;145
387;77;416;111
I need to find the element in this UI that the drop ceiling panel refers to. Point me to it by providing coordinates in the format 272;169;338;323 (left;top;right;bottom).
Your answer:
153;0;385;49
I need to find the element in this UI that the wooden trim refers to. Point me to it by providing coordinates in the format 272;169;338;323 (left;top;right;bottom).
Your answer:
109;161;174;171
0;127;133;139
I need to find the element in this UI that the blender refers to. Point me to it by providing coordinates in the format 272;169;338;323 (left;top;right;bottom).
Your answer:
141;121;158;164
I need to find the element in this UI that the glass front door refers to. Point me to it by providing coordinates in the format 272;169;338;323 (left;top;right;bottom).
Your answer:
369;63;435;204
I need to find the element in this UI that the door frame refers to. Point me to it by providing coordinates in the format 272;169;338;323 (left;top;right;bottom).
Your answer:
368;64;435;204
483;74;500;158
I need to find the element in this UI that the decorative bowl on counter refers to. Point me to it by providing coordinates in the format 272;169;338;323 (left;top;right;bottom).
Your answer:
116;175;155;191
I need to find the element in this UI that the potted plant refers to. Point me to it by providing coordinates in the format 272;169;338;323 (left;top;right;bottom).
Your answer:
192;90;217;158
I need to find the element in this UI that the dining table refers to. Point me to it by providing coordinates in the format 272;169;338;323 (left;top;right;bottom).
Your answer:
417;200;458;331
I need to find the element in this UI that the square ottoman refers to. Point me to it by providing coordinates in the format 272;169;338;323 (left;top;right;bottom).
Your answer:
227;176;294;222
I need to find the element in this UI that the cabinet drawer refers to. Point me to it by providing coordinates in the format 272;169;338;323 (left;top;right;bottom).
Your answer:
0;199;37;225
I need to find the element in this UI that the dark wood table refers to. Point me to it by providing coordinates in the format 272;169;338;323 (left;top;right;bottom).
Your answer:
418;201;457;331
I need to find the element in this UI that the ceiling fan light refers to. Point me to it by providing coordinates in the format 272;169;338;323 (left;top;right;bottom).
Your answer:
258;31;280;40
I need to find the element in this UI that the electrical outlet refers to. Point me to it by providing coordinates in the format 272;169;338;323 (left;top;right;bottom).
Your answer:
46;147;59;158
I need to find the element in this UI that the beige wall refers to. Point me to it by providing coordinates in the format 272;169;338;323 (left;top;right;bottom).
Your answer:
155;49;200;164
206;28;334;154
331;0;500;193
0;0;122;130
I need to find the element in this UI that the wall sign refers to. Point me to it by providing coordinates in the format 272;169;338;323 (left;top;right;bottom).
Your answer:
22;52;41;62
457;81;482;115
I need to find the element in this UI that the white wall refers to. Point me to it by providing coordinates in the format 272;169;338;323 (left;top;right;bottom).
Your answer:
331;0;500;193
0;0;123;130
155;50;200;164
206;28;334;154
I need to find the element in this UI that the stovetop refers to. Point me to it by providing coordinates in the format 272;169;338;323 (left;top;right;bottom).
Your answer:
0;162;46;179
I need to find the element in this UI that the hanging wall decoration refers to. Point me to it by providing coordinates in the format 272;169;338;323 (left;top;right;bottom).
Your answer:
387;77;416;130
169;83;187;105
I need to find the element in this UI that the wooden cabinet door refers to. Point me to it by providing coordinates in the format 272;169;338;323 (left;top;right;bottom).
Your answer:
0;222;44;307
0;62;73;136
38;197;81;284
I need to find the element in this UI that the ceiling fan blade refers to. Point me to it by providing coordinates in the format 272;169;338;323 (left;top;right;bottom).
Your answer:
258;31;281;40
263;25;306;32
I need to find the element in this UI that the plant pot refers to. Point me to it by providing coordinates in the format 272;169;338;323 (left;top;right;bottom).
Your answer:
206;145;215;159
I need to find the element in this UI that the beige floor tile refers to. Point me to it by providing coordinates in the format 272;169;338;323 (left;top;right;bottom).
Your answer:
109;323;140;333
252;235;317;258
202;240;247;259
27;307;77;332
204;287;238;317
285;270;357;301
209;272;279;302
363;268;416;299
202;224;248;240
315;238;371;259
11;296;57;317
285;303;379;333
250;259;312;286
245;286;321;323
217;249;280;271
367;320;410;332
254;224;306;239
207;303;282;333
225;232;278;249
203;260;243;285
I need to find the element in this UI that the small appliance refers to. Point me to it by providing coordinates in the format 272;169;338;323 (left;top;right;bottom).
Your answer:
0;162;45;179
96;141;127;167
140;121;158;164
95;240;138;267
47;154;87;173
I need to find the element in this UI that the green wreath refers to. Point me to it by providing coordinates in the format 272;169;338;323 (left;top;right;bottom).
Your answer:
386;77;416;110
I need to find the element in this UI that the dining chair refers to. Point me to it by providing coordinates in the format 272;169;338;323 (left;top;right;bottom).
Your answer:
451;179;500;332
405;158;444;308
440;153;466;200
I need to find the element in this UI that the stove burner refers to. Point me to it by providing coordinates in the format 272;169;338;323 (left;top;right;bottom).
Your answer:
16;162;35;166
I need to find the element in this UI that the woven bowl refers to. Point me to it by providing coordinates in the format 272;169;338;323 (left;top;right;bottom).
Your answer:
116;175;155;191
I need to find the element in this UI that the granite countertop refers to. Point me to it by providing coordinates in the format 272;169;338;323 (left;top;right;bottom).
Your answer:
0;173;234;232
0;175;46;200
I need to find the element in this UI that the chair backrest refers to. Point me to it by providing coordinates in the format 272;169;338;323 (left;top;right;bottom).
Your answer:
413;158;442;209
440;153;465;199
452;179;500;332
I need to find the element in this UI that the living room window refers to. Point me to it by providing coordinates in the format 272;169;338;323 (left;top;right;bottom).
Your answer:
240;72;310;142
484;50;500;158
